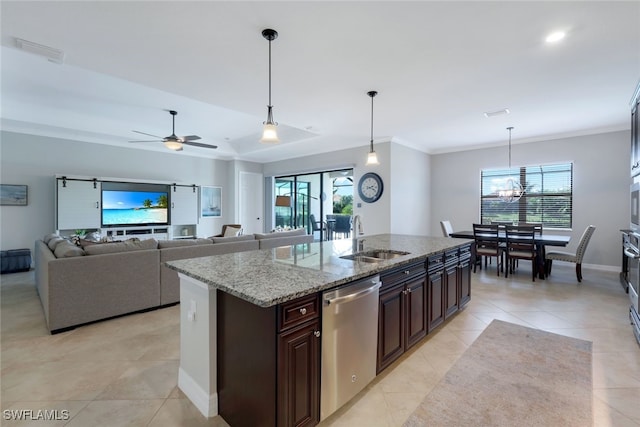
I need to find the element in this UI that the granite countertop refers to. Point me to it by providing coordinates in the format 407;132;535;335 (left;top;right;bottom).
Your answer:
165;234;472;307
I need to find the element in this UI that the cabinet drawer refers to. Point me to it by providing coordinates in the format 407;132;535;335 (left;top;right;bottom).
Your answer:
427;253;444;274
278;294;320;331
381;260;426;289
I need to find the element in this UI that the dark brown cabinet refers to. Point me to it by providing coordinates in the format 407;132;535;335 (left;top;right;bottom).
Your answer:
427;253;445;332
277;320;320;427
458;245;472;307
218;292;320;427
631;83;640;177
377;261;427;373
444;249;459;319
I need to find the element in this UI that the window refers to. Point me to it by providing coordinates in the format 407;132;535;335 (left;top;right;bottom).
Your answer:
480;163;573;229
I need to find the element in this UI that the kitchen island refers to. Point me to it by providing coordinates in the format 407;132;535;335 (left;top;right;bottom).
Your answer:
166;234;473;426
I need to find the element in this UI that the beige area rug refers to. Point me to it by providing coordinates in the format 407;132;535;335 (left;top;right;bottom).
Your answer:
404;320;593;427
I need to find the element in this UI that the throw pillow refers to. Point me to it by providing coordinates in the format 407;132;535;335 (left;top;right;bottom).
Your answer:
47;237;66;251
54;241;85;258
42;233;59;244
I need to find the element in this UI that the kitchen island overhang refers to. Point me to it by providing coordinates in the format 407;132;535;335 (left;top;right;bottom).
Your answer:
166;234;473;423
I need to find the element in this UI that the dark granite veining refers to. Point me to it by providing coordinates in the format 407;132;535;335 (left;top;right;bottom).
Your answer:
165;234;473;307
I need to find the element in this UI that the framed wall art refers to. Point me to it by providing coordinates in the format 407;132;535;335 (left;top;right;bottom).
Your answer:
0;184;28;206
200;186;222;217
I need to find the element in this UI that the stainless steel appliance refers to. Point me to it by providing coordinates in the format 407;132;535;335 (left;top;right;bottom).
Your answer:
320;275;381;421
623;232;640;345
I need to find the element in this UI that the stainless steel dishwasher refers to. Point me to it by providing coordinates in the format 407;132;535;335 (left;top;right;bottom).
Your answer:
321;274;381;420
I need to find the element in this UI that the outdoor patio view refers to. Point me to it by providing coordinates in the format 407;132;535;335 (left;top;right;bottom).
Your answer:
274;169;354;240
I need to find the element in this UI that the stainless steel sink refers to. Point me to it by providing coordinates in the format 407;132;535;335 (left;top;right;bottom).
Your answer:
340;250;410;263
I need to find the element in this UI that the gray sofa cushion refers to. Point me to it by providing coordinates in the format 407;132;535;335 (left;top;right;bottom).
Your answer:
157;238;212;249
84;238;158;255
54;241;85;258
254;228;306;239
211;234;255;244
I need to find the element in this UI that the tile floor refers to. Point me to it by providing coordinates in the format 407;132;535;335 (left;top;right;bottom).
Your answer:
1;263;639;426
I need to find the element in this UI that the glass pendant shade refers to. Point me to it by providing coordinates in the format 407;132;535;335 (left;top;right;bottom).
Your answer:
164;139;183;151
366;149;379;165
260;123;280;144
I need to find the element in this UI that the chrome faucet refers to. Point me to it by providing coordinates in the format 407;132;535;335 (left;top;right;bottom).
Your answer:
353;215;364;236
352;215;365;251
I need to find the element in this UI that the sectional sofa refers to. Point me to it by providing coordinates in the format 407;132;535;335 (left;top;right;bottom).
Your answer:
35;229;313;333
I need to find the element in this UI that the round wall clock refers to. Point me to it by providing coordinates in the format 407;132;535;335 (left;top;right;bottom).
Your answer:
358;172;384;203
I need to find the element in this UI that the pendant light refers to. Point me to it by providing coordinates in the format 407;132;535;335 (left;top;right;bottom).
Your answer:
497;126;524;203
260;28;279;144
366;90;380;165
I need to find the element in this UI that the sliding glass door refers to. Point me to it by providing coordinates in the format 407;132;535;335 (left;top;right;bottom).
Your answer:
273;169;353;241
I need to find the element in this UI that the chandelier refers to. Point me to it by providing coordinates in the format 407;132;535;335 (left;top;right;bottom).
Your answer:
497;126;523;203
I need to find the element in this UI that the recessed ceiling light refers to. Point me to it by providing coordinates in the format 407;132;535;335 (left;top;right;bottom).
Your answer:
545;31;566;43
484;108;510;118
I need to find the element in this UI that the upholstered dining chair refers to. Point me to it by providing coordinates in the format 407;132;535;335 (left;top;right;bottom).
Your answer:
440;220;453;237
309;214;326;241
472;223;503;275
545;225;596;282
504;225;537;281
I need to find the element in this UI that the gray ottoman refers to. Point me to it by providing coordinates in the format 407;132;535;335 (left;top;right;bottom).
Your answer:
0;249;32;273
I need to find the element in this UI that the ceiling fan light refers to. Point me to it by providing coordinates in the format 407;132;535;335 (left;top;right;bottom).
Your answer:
366;150;379;166
260;123;280;144
164;140;183;151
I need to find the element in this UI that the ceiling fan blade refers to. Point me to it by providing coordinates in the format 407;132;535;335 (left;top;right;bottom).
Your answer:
181;135;202;141
129;139;161;143
132;130;163;139
183;141;218;149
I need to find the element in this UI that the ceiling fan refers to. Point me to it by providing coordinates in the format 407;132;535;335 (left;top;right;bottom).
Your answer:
129;110;217;151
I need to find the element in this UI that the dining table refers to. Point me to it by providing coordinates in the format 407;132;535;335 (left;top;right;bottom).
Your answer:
449;230;571;279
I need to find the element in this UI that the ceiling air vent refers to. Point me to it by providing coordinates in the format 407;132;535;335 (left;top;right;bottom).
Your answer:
15;38;65;64
483;108;510;118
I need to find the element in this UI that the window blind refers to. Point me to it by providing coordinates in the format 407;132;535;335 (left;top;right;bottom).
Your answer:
480;163;573;228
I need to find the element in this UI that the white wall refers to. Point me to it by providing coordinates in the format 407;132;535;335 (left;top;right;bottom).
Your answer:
0;131;229;251
430;130;629;268
390;143;431;236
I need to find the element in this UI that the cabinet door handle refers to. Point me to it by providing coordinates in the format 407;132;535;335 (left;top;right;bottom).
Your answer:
95;202;99;209
314;330;321;338
407;287;412;293
404;270;410;275
299;307;307;315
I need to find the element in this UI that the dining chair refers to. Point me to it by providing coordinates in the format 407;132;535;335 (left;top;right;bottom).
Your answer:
332;215;352;239
545;225;596;282
309;214;326;241
504;225;537;282
440;220;453;237
472;223;503;275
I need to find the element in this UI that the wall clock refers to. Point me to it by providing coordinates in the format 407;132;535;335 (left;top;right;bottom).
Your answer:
358;172;384;203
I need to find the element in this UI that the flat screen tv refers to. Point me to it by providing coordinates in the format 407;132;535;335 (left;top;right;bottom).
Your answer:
101;182;169;227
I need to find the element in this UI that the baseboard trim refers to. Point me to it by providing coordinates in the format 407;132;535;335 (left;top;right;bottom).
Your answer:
178;367;218;418
582;263;619;272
